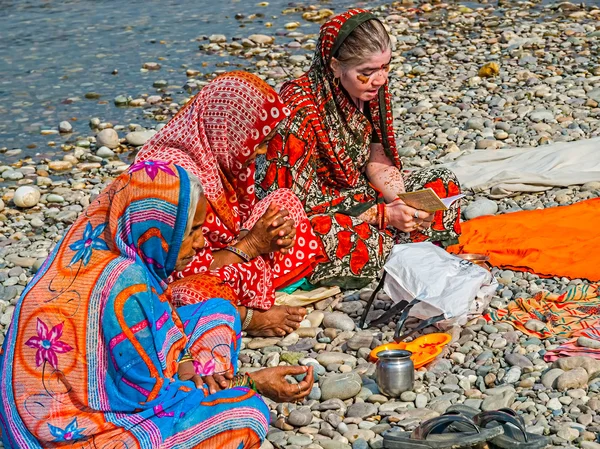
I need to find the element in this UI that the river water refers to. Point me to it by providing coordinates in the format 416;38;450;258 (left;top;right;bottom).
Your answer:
0;0;598;164
0;0;391;163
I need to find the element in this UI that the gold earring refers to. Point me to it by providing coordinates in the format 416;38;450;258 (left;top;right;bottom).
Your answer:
333;77;340;88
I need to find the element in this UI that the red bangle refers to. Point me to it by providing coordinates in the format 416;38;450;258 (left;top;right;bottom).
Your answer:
377;203;387;230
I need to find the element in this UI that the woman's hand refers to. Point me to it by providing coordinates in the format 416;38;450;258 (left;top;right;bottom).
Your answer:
386;199;432;233
177;361;233;394
241;203;296;257
249;366;314;403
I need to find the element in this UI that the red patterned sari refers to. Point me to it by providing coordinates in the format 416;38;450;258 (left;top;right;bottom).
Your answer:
136;72;324;309
257;9;461;289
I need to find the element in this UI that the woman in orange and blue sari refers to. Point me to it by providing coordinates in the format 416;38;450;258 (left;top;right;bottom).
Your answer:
0;162;313;448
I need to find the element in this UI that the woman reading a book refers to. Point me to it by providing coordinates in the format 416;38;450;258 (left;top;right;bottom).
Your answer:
256;9;461;289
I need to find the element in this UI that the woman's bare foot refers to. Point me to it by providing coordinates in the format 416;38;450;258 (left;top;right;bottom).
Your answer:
246;305;306;337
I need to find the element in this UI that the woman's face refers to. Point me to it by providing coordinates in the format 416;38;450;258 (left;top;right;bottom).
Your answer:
176;194;207;270
331;48;392;103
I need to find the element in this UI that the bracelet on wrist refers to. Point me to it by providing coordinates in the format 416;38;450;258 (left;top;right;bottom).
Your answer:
224;245;251;262
228;373;258;392
242;308;254;330
180;351;194;363
377;202;388;230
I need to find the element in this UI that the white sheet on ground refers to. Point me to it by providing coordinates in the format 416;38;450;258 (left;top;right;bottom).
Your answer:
440;138;600;196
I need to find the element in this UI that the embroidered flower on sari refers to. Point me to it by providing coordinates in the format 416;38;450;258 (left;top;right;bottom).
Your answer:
193;358;216;376
129;160;175;181
25;319;73;369
48;418;85;442
69;222;109;266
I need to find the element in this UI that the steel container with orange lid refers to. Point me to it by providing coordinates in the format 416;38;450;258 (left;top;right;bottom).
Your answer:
375;349;414;397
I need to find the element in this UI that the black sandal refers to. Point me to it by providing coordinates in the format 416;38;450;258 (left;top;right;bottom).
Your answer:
383;413;503;448
445;405;549;449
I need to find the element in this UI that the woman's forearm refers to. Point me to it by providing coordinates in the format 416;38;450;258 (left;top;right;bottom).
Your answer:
358;205;379;225
366;143;405;203
210;238;258;269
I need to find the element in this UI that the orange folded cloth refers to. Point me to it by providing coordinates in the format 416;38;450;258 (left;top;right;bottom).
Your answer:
448;198;600;281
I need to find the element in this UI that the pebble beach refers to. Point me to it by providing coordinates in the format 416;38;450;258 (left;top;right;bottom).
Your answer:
2;0;600;448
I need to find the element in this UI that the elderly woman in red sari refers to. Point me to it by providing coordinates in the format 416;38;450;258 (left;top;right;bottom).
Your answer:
136;72;325;337
257;9;462;289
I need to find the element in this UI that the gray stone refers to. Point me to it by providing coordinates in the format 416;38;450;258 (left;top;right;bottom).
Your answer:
503;366;522;384
524;319;546;332
96;129;119;149
578;336;600;350
556;367;588;391
319;441;352;449
316;352;357;368
546;397;562;410
248;34;274;45
3;170;23;180
541;368;564;389
46;194;65;203
13;186;41;208
346;402;378;419
415;393;428;408
400;391;417;402
464;199;498;220
125;130;156;146
58;121;72;133
346;331;373;351
505;353;534;368
320;372;362;401
588;89;600;103
287;434;312;446
466;118;485;131
581;181;600;192
323;312;355;331
96;146;115;158
288;408;313;427
529;110;554;122
481;390;515;411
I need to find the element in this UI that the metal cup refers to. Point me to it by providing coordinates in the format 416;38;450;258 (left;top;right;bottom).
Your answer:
375;349;414;397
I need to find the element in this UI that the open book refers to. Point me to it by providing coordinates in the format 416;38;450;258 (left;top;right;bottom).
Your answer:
398;188;465;213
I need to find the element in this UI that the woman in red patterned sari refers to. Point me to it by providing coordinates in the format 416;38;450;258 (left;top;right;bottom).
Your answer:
136;72;325;337
256;9;461;289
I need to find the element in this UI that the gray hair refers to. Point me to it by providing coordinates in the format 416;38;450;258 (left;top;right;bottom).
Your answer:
335;19;391;69
184;172;204;238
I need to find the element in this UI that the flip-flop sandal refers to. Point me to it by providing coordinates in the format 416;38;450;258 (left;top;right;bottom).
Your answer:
445;405;549;449
383;413;503;449
475;409;550;449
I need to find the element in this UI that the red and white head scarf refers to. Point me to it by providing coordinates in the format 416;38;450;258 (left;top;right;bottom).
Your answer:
137;71;290;247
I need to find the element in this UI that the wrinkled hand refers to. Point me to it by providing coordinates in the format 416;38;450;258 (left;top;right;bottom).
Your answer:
178;361;233;395
249;366;314;403
242;203;296;257
386;199;432;233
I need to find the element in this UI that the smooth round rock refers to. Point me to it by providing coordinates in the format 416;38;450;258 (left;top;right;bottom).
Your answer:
96;129;119;149
287;408;313;427
346;402;378;419
323;312;355;331
58;121;72;133
13;186;41;208
96;146;115;158
125;130;156;146
320;372;362;401
464;199;498;220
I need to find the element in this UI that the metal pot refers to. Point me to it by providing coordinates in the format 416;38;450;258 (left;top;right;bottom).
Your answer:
375;349;414;397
